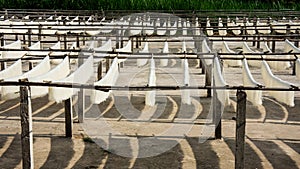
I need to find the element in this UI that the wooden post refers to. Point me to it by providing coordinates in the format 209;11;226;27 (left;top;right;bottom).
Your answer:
19;79;34;169
212;56;222;139
116;28;120;49
295;29;299;48
272;40;276;53
213;84;222;139
83;36;86;46
38;25;42;41
235;90;247;169
57;35;60;42
270;25;276;52
28;62;33;70
97;61;102;80
256;35;260;49
64;98;73;137
292;59;296;76
130;37;134;51
0;34;4;70
120;25;124;48
77;55;85;123
28;28;32;47
252;18;257;47
63;35;67;49
0;33;4;46
205;64;212;97
76;35;80;48
23;34;26;45
106;57;110;73
136;36;139;48
78;89;85;123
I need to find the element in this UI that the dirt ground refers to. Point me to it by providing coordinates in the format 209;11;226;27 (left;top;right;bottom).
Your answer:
0;37;300;169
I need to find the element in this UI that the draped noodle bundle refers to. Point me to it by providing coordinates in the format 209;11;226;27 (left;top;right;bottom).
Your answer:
296;59;300;79
116;40;132;63
261;61;295;107
213;57;230;106
201;39;213;66
242;42;261;67
91;57;119;104
242;59;262;105
94;39;112;62
182;59;191;105
137;42;149;67
221;41;242;67
261;42;290;70
29;56;70;98
1;56;51;100
284;39;300;59
49;56;94;103
160;41;169;67
1;40;27;67
145;58;156;106
0;60;22;91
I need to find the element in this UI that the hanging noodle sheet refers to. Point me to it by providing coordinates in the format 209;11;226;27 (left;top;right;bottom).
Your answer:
137;42;149;67
29;56;70;98
296;59;300;79
284;39;300;59
182;21;188;36
94;39;112;62
0;59;22;91
182;40;187;53
169;21;177;36
68;42;78;64
246;20;256;35
202;39;213;66
50;41;70;64
157;19;167;36
221;41;242;67
91;57;119;104
261;42;290;70
257;20;271;34
261;60;294;107
143;20;154;36
218;20;227;36
115;40;132;63
160;41;169;67
1;56;51;100
129;18;142;36
49;55;94;103
242;42;261;67
272;21;287;34
206;20;214;36
182;59;191;105
2;40;27;62
242;59;262;105
213;57;230;106
145;58;156;106
27;41;49;63
227;20;241;35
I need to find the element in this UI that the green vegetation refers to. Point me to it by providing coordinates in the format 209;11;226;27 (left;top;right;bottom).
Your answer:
0;0;298;10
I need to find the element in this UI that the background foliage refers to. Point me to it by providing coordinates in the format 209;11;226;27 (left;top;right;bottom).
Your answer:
0;0;298;10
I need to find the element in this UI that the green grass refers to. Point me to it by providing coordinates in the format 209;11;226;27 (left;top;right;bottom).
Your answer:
0;0;298;10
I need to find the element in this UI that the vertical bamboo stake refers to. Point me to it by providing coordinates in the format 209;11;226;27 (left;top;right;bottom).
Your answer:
77;55;85;123
64;98;73;137
19;79;34;169
28;28;32;47
235;90;247;169
98;61;103;80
